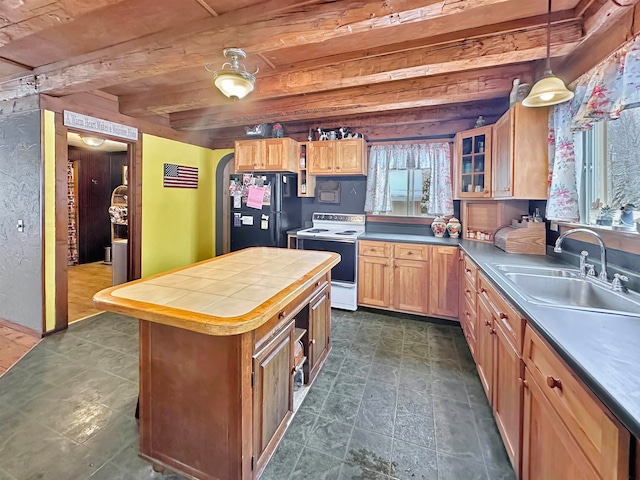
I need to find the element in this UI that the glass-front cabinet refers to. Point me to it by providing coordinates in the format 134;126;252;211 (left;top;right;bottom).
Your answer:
454;126;492;199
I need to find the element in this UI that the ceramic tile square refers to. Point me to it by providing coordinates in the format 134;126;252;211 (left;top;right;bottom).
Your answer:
199;297;261;317
306;417;353;459
166;291;226;311
390;439;437;480
225;272;267;285
346;428;392;475
186;268;238;280
144;273;192;287
231;285;280;302
112;284;191;305
200;281;248;297
171;276;221;292
254;275;296;289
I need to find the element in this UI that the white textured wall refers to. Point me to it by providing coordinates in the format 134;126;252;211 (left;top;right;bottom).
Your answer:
0;110;43;332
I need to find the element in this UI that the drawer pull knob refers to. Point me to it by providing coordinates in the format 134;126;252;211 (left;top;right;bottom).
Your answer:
311;339;316;345
465;268;472;273
315;281;320;287
521;378;529;389
546;376;562;390
465;289;471;294
278;311;286;319
480;287;486;293
484;320;491;327
491;328;496;335
465;312;470;318
408;251;413;255
499;312;507;319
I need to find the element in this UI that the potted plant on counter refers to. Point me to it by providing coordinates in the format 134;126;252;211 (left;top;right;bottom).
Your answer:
597;205;615;226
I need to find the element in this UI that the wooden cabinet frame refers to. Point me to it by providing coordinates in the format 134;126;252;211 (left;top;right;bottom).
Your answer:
307;138;367;176
234;138;299;173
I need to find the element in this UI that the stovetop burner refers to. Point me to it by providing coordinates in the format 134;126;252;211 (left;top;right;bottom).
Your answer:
306;228;329;233
336;230;357;235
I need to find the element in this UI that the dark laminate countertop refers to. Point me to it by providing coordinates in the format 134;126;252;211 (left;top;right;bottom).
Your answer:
359;232;460;246
360;231;640;438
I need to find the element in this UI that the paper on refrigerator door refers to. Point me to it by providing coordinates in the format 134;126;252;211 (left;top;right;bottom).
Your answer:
261;214;269;230
246;185;264;209
233;195;241;209
241;216;254;226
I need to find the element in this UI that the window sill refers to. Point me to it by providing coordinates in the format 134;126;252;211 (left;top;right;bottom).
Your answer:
554;221;640;255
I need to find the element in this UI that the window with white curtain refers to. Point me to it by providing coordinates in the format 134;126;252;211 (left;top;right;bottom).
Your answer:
578;108;640;226
364;142;453;217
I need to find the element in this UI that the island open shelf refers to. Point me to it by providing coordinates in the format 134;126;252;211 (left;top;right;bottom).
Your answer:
93;247;340;480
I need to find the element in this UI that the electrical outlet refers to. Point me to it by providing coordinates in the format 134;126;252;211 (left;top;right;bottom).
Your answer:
550;222;559;232
17;219;24;232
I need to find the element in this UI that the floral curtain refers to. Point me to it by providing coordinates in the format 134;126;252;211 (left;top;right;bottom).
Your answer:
547;34;640;220
364;142;453;215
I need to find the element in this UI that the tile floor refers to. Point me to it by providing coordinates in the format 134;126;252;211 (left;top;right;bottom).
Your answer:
0;309;514;480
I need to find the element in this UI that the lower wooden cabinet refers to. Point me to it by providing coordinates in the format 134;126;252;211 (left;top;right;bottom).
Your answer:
394;258;429;313
358;241;458;319
358;255;392;308
461;265;631;480
522;367;601;480
252;321;294;472
475;293;495;400
308;286;330;381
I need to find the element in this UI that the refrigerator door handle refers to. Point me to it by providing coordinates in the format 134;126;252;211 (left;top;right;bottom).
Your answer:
271;211;281;247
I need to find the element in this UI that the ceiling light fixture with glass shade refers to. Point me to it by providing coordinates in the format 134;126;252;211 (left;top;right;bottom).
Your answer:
80;135;105;147
522;0;574;108
206;48;258;101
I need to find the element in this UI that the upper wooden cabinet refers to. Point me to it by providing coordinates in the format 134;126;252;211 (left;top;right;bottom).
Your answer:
234;137;299;173
307;138;367;176
491;103;549;199
453;125;493;199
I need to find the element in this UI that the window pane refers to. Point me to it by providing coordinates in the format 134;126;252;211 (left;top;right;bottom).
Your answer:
389;170;409;216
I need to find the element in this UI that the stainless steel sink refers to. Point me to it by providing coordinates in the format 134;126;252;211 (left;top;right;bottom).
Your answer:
502;273;640;318
492;264;580;278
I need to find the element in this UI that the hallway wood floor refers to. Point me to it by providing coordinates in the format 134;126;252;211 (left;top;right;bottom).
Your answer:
68;262;112;323
0;324;39;376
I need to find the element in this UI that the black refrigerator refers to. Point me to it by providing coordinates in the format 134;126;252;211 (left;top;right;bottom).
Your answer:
229;173;302;251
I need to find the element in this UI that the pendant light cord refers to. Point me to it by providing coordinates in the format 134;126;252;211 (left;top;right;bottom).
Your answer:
546;0;552;72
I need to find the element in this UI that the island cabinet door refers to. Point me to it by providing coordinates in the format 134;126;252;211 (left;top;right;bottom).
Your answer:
252;321;294;472
309;286;330;381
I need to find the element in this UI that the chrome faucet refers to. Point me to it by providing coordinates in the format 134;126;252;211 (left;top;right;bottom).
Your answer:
554;228;608;282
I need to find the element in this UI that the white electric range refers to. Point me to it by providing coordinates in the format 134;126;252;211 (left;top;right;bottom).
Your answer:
296;213;366;310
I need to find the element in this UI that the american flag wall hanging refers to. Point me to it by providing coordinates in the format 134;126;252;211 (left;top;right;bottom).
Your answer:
163;163;198;188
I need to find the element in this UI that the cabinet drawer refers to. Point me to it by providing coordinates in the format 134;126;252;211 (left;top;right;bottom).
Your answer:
462;255;478;284
359;241;392;258
394;243;430;261
478;274;524;354
462;275;476;309
461;295;476;345
524;326;630;480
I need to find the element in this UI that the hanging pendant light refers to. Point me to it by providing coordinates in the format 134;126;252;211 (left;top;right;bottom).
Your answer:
522;0;574;107
206;48;258;101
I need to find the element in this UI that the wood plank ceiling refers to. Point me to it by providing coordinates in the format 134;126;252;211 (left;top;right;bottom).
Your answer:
0;0;637;147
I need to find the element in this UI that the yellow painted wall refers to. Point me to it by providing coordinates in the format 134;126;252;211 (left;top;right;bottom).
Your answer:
142;134;232;277
43;110;57;332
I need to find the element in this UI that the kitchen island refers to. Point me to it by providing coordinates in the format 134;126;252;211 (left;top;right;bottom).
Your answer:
93;247;340;480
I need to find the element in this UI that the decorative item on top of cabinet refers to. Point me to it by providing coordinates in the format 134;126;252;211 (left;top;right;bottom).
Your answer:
454;125;492;199
446;217;461;238
307;138;367;176
430;216;447;238
234;137;299;173
492;103;549;199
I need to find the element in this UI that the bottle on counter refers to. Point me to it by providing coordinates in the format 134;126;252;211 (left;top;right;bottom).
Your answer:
301;181;307;194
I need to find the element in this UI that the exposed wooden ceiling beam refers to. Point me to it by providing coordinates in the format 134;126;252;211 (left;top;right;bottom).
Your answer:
119;19;580;116
556;0;639;82
0;0;531;101
170;64;531;130
194;0;220;16
0;0;129;46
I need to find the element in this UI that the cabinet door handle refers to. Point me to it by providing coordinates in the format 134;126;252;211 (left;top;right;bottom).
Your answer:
484;320;491;327
484;189;489;194
407;251;414;255
480;287;486;293
465;289;471;294
465;268;472;273
315;281;320;288
499;312;507;320
504;186;510;191
520;378;529;389
465;312;470;318
490;328;496;335
311;339;316;345
546;376;562;390
278;311;286;319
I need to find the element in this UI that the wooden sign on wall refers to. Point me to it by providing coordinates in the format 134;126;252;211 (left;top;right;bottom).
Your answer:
63;110;138;141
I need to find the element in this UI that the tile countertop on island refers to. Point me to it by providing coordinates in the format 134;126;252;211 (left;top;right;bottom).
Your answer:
93;247;340;336
358;231;640;439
